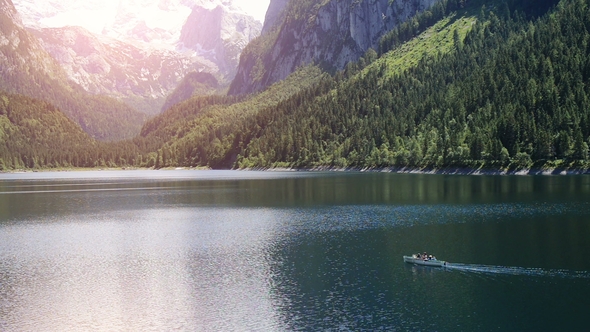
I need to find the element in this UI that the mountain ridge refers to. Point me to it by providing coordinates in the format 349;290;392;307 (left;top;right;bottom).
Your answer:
4;0;590;174
11;0;262;114
0;0;146;140
30;25;213;116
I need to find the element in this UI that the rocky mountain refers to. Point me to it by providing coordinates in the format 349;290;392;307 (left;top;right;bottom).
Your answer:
179;4;261;77
11;0;262;114
0;0;67;84
0;0;146;140
30;26;213;115
229;0;439;95
260;0;289;35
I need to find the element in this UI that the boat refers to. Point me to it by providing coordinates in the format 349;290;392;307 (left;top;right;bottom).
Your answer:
403;254;447;267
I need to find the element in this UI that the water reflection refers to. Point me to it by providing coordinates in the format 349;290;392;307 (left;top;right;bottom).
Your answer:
1;171;590;331
264;206;590;331
0;208;288;331
2;172;590;216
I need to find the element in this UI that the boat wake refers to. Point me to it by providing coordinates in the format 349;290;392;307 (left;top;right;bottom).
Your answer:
445;263;590;279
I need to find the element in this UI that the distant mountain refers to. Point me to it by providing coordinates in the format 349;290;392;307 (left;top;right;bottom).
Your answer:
29;26;212;116
12;0;262;113
0;0;146;140
179;4;261;78
160;71;220;113
229;0;439;95
12;0;262;53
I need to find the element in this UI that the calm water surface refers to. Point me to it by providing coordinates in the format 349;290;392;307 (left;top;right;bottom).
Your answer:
1;170;589;331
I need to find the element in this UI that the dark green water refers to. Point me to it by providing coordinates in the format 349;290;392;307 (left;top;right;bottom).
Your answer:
0;170;589;331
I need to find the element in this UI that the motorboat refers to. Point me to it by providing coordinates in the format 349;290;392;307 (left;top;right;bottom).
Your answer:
403;254;447;267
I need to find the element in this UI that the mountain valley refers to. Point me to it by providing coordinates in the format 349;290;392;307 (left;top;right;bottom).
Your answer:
2;0;590;173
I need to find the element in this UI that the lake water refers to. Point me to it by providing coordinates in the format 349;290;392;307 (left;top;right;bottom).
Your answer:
1;170;589;331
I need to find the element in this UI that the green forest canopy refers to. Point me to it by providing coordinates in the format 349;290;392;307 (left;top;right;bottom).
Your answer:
3;0;590;172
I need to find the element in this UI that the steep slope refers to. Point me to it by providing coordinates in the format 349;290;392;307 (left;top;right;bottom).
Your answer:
261;0;289;35
229;0;440;95
136;66;326;168
13;0;262;114
131;0;589;173
160;71;220;113
0;0;146;140
235;0;587;170
179;4;262;79
0;0;68;86
30;26;211;116
0;92;143;170
0;92;96;169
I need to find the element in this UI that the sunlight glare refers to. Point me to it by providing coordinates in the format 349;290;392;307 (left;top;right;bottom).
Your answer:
35;0;270;36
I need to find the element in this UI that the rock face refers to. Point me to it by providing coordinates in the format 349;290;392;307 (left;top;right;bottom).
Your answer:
0;0;147;140
11;0;262;114
229;0;440;95
31;26;213;115
261;0;289;35
179;5;261;77
0;0;18;22
0;0;70;87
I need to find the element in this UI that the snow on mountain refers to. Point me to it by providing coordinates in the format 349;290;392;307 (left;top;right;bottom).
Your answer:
10;0;264;113
12;0;264;49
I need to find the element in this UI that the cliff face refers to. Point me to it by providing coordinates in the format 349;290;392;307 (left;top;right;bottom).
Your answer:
179;5;261;78
31;26;211;115
11;0;262;114
0;0;147;140
229;0;440;95
0;0;18;22
261;0;289;35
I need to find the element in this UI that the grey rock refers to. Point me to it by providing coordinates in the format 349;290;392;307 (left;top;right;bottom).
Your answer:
230;0;439;95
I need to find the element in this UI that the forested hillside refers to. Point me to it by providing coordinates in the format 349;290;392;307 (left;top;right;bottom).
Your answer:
3;0;590;173
135;0;590;171
229;0;441;95
0;93;142;170
134;66;326;168
237;0;588;170
160;72;222;113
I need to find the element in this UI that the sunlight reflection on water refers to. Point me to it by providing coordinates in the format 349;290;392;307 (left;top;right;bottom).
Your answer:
0;208;288;331
1;172;590;331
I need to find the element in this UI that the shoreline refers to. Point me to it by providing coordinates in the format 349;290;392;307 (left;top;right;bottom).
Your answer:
3;165;590;176
244;165;590;175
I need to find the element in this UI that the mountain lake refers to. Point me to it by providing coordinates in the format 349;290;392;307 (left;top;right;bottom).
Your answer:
1;170;589;331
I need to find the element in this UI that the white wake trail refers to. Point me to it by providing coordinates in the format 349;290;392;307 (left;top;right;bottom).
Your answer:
445;263;590;279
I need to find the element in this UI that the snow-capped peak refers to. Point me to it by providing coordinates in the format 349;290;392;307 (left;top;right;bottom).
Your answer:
12;0;268;48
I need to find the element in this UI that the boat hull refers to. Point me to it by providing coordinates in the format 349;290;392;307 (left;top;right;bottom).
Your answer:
403;256;446;267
